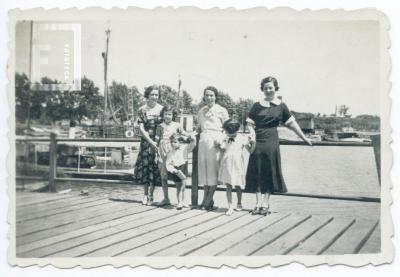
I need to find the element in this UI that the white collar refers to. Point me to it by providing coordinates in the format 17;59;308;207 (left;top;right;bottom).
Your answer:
206;103;219;109
259;99;281;107
146;103;163;111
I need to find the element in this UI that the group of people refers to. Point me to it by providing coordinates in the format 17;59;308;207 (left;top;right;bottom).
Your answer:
133;76;312;215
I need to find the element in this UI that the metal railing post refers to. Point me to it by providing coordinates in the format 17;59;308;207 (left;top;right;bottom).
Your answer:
191;134;200;207
49;133;57;192
371;134;381;185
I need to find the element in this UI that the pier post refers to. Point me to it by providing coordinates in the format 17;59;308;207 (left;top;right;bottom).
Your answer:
191;134;199;207
371;134;381;185
49;133;57;192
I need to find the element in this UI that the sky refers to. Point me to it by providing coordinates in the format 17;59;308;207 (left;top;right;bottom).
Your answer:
15;19;380;116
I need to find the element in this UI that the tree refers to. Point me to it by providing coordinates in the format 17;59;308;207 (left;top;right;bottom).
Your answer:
130;86;145;121
15;74;103;125
158;85;178;108
72;77;104;123
181;90;198;114
109;81;130;123
15;73;31;123
351;115;380;131
108;82;145;123
216;90;235;115
235;98;254;126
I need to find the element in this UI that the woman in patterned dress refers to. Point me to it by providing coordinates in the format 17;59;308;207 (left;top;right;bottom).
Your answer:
133;85;165;206
245;77;312;215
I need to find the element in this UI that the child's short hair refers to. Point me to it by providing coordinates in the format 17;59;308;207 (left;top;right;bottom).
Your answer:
161;105;179;121
223;118;241;134
169;133;181;142
170;133;193;143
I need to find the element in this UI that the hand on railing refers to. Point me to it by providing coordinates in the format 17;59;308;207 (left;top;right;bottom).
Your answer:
304;138;313;146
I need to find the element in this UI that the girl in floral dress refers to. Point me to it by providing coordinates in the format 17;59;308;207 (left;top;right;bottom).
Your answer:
155;106;183;206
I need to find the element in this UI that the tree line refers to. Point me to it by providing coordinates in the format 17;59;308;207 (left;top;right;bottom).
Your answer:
15;72;379;132
15;73;253;126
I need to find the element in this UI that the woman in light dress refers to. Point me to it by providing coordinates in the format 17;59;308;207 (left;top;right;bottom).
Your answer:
197;86;229;210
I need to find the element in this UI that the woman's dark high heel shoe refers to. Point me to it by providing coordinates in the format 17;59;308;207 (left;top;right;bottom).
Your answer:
198;200;207;210
205;200;215;211
251;207;261;215
259;206;269;216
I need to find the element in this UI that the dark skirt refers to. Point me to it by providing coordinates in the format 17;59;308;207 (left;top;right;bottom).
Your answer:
245;127;288;194
133;138;161;186
167;164;188;183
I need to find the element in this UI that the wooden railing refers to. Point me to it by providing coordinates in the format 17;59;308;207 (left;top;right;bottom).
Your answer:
16;133;381;203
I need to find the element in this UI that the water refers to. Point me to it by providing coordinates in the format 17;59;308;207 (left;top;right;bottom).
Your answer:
17;140;380;199
280;145;380;198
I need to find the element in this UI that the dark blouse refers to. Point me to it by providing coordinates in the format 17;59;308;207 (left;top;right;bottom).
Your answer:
248;102;292;129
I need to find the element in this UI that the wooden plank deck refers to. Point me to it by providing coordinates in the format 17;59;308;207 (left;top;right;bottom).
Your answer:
15;190;381;257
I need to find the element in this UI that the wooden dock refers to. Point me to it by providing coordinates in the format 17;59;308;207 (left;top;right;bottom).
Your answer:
15;189;380;257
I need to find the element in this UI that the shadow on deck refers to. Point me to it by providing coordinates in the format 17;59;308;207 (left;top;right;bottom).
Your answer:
15;189;380;258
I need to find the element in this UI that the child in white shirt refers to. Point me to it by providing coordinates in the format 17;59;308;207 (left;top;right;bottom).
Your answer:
165;133;196;209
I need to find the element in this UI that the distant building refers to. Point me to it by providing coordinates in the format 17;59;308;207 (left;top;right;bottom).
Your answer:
177;113;195;132
334;105;352;118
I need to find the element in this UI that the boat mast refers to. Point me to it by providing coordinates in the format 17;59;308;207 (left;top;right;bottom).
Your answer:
101;29;111;136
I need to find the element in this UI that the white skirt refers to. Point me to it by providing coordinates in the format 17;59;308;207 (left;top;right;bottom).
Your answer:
197;131;224;187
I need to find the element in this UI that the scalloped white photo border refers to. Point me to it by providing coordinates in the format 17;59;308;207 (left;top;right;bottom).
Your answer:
6;6;393;268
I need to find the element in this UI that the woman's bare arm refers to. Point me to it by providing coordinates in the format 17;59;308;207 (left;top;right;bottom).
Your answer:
285;120;312;146
139;123;158;148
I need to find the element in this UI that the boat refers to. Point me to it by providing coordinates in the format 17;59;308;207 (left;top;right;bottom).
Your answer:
323;131;372;143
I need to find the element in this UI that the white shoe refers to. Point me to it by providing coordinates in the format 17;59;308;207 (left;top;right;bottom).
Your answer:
235;204;243;211
176;202;183;210
225;207;234;216
142;196;148;205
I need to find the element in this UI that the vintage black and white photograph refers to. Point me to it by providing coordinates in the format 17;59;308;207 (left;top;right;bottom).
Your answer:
8;7;392;267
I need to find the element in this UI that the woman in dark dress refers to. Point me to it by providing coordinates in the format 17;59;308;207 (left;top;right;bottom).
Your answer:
133;85;165;206
246;77;312;215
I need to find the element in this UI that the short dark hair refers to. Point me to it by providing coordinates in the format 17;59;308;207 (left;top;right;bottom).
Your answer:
144;85;160;99
222;118;241;134
170;133;192;143
169;133;181;142
203;86;219;100
260;76;279;91
161;105;179;121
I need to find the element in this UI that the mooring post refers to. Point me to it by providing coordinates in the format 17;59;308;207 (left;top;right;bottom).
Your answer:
371;134;381;185
49;132;57;192
191;134;200;207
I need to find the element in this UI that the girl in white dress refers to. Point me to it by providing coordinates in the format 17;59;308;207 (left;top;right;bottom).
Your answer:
217;119;255;215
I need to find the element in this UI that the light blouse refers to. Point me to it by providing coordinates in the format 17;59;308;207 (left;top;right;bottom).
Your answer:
198;103;229;132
